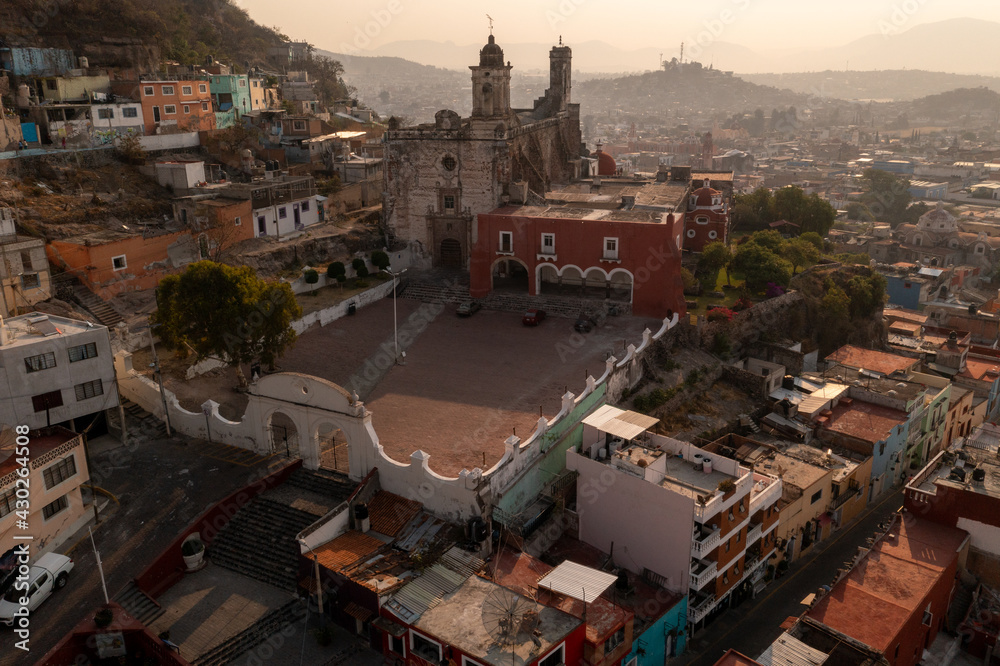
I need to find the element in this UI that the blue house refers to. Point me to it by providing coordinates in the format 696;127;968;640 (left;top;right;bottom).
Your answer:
884;272;934;310
624;595;688;665
873;160;915;175
909;180;948;200
0;46;75;77
820;399;909;499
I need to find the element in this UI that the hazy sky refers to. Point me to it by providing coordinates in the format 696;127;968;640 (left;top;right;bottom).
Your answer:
233;0;997;53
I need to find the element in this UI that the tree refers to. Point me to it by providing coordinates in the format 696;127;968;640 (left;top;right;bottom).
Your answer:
746;230;785;253
784;238;821;275
845;273;887;319
152;262;301;388
799;232;824;252
773;186;836;236
327;261;346;281
731;243;792;293
371;250;390;271
351;257;369;278
860;168;913;226
699;241;733;286
846;202;874;221
732;187;775;232
303;269;319;284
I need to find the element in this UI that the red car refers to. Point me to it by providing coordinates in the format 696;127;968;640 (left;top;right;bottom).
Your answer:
522;309;546;326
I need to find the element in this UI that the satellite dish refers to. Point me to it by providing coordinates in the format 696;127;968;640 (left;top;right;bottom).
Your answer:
481;586;540;665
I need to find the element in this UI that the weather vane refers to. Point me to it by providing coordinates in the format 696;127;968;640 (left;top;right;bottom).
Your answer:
487;14;494;34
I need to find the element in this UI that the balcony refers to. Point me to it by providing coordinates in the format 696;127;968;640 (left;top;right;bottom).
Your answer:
689;591;718;624
746;523;762;547
691;525;721;557
690;558;718;590
829;483;861;512
750;476;782;511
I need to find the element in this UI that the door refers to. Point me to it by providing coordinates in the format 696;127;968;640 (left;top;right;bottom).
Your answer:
28;572;50;611
152;106;161;123
257;216;267;236
293;203;302;230
439;238;462;268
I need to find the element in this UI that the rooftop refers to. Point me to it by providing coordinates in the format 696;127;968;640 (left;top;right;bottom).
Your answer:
958;356;1000;382
0;426;82;479
757;450;832;496
413;575;582;666
824;345;915;377
489;204;668;224
910;424;1000;499
713;649;764;666
805;512;967;653
0;312;102;350
822;401;907;444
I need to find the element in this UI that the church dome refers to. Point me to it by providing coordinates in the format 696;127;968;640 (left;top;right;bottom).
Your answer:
596;150;617;176
479;34;505;67
691;186;722;207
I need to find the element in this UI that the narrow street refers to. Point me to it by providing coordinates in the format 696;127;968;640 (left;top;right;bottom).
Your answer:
677;487;906;666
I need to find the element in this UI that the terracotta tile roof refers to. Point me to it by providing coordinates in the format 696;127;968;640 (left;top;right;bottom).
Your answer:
712;650;764;666
958;356;1000;382
823;401;907;444
367;491;422;537
825;345;915;376
883;308;929;325
313;530;384;572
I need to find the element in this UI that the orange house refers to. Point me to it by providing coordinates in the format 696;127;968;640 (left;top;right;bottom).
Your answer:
173;195;254;258
111;79;216;135
46;229;199;300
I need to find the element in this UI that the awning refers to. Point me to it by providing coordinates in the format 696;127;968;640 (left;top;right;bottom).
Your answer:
537;560;617;603
818;513;833;526
582;405;658;440
372;615;407;637
343;601;374;623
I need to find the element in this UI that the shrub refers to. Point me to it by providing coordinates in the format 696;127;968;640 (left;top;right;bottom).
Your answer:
303;269;319;284
633;387;678;414
706;307;734;322
371;250;390;271
718;478;736;494
94;608;114;628
327;261;346;283
732;296;753;312
765;282;786;298
685;369;701;386
352;257;369;278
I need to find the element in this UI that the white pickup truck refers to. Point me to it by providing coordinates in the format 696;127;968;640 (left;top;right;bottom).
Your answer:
0;553;74;627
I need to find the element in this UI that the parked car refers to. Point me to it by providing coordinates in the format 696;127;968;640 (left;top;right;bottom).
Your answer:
522;309;546;326
574;315;595;333
456;301;482;317
0;553;74;627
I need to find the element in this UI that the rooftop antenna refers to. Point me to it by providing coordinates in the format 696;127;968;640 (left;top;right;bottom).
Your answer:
486;14;494;35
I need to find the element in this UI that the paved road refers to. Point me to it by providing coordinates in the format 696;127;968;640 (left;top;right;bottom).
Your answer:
677;487;906;666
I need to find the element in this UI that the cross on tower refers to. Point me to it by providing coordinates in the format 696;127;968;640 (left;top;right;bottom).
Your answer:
486;14;493;34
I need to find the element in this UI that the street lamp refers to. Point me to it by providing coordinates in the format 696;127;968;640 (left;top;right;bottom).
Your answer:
136;321;172;436
382;266;406;365
201;400;217;444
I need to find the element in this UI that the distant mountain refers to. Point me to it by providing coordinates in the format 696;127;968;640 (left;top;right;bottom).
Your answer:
742;71;1000;102
361;18;1000;76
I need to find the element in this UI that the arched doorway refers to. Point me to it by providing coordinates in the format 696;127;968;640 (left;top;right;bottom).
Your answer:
583;267;608;300
559;266;584;296
439;238;462;268
315;423;349;474
609;269;633;303
492;257;530;293
268;411;299;459
538;264;559;295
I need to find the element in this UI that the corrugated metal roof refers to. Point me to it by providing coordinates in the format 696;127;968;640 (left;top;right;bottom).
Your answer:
582;404;658;440
384;547;484;624
757;631;828;666
536;560;617;603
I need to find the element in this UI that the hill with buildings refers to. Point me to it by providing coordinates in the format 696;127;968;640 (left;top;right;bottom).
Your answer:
743;70;1000;102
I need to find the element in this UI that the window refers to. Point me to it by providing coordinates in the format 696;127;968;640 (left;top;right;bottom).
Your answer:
202;102;209;111
976;245;985;254
810;489;823;504
164;105;177;115
69;342;98;362
606;626;625;652
725;540;731;553
43;455;77;490
541;233;555;254
923;604;933;626
687;228;696;238
161;85;175;96
708;230;718;239
736;530;741;543
0;489;16;518
388;634;404;656
199;84;207;93
539;644;565;666
239;79;247;87
46;79;57;91
74;379;104;401
443;195;455;211
278;207;287;219
696;216;709;225
143;86;154;96
97;108;114;120
301;200;310;212
21;273;40;290
234;216;242;227
31;390;63;413
604;237;619;259
112;255;127;270
42;495;68;520
733;564;740;575
25;352;57;373
123;107;138;118
182;85;192;95
19;250;33;271
293;120;306;131
442;155;457;171
499;231;512;253
409;632;441;663
183;105;190;114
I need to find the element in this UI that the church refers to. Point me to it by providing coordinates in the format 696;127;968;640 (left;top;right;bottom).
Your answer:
871;202;1000;269
382;34;583;269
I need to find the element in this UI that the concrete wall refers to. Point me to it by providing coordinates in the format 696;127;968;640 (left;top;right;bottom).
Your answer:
139;132;200;151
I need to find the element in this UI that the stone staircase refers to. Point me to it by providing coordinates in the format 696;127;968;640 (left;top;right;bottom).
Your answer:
946;579;976;631
122;399;168;439
283;467;356;499
208;497;319;591
193;599;307;666
72;285;123;327
399;273;471;305
114;580;164;626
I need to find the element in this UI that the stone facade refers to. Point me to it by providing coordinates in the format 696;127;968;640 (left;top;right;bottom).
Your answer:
870;202;1000;269
383;35;582;268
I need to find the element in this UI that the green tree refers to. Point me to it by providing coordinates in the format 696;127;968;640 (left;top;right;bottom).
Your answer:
327;261;346;288
699;241;733;286
799;231;824;252
846;202;874;221
845;273;887;319
784;238;821;275
732;187;775;232
371;250;391;271
352;257;369;278
152;262;301;387
773;186;837;236
731;243;792;293
746;229;785;253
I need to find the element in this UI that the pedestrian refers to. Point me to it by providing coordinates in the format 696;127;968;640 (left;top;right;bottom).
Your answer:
61;136;66;149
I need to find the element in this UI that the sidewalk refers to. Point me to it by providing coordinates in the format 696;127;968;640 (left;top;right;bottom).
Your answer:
676;487;905;665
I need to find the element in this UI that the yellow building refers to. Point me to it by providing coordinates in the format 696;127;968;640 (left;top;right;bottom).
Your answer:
38;73;111;103
0;427;91;558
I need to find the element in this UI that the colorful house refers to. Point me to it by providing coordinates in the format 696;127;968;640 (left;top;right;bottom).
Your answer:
111;79;215;135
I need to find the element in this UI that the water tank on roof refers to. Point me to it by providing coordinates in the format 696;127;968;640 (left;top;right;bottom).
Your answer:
972;467;986;483
353;503;370;533
78;56;89;69
782;375;795;391
949;466;967;482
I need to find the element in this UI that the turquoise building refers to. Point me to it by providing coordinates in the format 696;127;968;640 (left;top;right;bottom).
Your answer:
208;74;252;129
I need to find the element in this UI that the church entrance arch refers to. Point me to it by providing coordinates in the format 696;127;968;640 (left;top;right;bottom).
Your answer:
439;238;462;268
267;410;299;459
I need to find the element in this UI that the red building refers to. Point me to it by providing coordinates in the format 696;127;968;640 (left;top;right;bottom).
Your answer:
804;512;968;666
470;205;686;318
683;179;730;252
